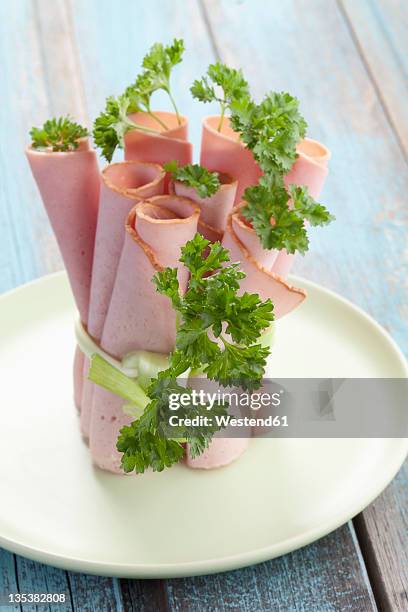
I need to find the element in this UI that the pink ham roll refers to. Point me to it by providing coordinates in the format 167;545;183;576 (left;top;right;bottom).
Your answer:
73;346;84;410
273;138;331;278
187;207;306;471
187;439;250;470
171;173;238;242
87;161;166;340
222;207;306;318
200;116;261;204
26;138;100;323
201;116;330;211
124;112;192;169
26;139;100;415
90;196;200;473
80;162;165;437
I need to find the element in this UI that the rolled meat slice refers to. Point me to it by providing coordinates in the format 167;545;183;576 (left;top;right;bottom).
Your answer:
73;346;84;410
230;204;280;270
26;139;100;414
81;162;165;437
124;112;192;169
201;116;330;209
273;138;331;278
222;208;306;318
285;137;330;199
90;196;200;473
188;206;307;470
87;161;166;340
187;438;250;470
200;116;261;204
171;173;238;242
26;138;100;324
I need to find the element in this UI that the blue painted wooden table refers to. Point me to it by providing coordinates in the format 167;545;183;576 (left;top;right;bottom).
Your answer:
0;1;407;610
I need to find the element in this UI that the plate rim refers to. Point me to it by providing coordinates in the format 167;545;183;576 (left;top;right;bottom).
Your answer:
0;271;407;578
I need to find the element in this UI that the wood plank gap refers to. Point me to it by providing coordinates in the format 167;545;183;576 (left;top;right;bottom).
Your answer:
12;555;20;597
12;554;22;612
198;0;222;61
65;570;75;611
336;0;408;166
119;578;170;612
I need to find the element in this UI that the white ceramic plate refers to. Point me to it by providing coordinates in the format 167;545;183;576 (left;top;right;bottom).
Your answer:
0;272;406;578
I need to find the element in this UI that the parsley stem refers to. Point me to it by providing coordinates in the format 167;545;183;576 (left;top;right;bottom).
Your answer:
126;117;160;135
147;110;169;131
217;102;226;132
167;89;181;125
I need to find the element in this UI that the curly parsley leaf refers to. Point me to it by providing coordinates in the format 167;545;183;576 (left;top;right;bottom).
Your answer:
289;185;335;226
191;62;250;131
137;38;185;123
92;94;158;162
229;91;335;252
241;177;334;254
93;39;185;161
154;234;274;390
30;117;88;152
164;161;221;198
231;91;307;181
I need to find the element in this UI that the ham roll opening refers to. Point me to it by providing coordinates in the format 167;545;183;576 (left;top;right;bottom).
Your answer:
172;172;238;242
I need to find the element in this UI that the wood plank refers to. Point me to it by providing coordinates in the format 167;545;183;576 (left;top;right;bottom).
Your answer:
0;550;20;612
0;0;91;293
333;4;408;606
15;556;72;611
354;463;408;611
68;573;123;612
166;524;376;611
120;579;169;611
33;0;88;124
340;0;408;158
0;0;56;292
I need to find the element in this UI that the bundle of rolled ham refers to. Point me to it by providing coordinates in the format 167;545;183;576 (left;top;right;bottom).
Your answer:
28;104;330;475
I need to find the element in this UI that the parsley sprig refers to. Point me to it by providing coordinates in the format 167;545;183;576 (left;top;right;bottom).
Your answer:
229;91;335;252
93;39;185;162
241;177;335;253
230;92;307;183
30;117;88;152
154;234;274;389
164;160;221;198
139;38;184;124
92;95;159;163
89;234;274;473
191;62;250;131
